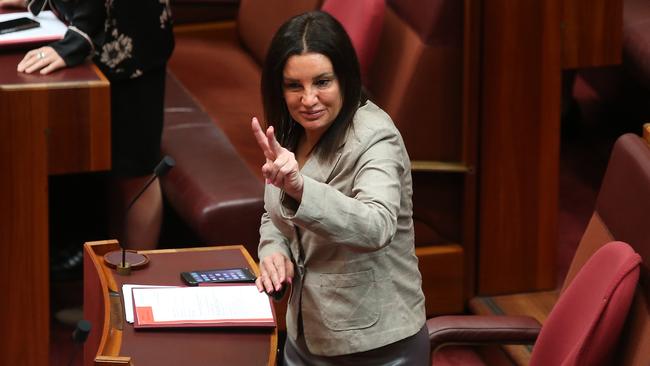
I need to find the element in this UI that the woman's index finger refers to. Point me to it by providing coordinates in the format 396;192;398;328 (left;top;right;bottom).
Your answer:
251;117;275;160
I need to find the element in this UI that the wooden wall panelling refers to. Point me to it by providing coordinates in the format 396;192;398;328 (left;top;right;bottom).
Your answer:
460;0;481;300
477;0;561;294
561;0;623;69
416;244;464;315
412;0;482;307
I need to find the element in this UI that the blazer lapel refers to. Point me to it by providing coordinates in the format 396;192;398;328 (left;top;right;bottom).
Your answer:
303;151;342;183
302;132;349;183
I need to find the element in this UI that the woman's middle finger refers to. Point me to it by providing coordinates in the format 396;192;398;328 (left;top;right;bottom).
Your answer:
263;158;282;186
25;57;46;74
20;49;48;74
272;154;294;185
261;258;281;291
272;256;286;288
258;272;275;293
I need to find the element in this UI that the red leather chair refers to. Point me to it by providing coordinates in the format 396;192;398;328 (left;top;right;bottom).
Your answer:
426;131;650;365
321;0;385;85
428;241;641;365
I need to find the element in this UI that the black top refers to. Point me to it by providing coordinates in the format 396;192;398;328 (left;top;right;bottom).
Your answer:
28;0;174;80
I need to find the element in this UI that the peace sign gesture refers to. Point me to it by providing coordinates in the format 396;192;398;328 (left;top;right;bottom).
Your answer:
251;117;304;201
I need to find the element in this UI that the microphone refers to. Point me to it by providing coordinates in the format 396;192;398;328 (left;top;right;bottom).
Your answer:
67;320;91;366
126;155;176;211
115;155;175;275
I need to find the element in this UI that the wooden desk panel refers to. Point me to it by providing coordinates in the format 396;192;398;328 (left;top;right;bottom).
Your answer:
83;241;277;366
0;53;110;366
0;80;50;366
0;53;111;175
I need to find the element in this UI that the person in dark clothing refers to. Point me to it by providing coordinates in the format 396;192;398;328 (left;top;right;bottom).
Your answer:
4;0;175;251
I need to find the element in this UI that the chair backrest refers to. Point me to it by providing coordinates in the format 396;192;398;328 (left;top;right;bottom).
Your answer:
363;1;465;247
560;132;650;365
530;241;641;366
237;0;322;65
321;0;386;85
366;0;463;163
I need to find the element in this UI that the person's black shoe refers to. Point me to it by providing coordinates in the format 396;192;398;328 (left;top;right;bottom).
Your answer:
50;247;83;281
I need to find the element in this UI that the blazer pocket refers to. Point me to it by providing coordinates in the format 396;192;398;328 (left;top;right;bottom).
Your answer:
318;270;380;331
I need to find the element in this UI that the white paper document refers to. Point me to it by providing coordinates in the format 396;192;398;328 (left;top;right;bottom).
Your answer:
122;284;174;324
130;285;275;328
0;11;67;47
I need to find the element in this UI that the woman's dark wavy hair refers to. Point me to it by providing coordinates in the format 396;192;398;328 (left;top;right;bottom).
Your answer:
261;11;365;160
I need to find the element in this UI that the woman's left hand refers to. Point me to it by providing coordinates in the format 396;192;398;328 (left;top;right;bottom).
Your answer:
17;46;66;75
252;117;304;201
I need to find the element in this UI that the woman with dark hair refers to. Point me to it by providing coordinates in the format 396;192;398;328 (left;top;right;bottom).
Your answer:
252;11;429;365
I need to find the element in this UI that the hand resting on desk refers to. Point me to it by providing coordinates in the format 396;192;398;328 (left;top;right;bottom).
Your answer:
256;251;293;300
17;45;66;75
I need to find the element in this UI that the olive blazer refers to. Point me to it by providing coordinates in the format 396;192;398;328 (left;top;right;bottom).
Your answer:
258;101;426;356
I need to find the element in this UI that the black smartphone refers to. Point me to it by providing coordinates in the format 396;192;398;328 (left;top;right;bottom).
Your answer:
181;267;257;286
0;17;40;35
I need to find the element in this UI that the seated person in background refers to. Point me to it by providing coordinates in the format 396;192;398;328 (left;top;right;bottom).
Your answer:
252;11;429;365
1;0;174;251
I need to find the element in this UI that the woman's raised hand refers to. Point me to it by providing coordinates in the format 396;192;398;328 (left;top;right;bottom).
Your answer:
251;117;304;201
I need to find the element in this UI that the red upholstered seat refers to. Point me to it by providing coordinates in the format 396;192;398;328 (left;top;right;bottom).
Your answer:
530;241;640;365
162;73;265;258
431;346;484;366
321;0;385;85
428;241;641;365
428;131;650;364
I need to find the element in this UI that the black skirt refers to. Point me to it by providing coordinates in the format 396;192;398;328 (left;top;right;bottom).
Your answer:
109;66;166;177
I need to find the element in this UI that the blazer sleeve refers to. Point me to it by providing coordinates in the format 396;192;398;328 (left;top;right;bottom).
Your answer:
279;126;407;252
258;196;292;261
49;0;105;67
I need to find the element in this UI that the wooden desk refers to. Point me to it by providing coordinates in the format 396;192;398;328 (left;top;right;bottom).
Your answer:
0;53;110;366
83;240;277;366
